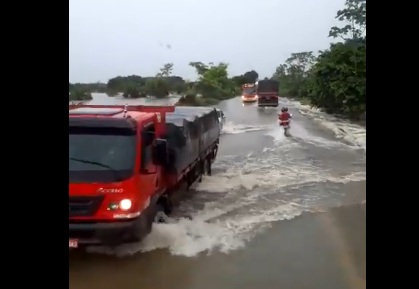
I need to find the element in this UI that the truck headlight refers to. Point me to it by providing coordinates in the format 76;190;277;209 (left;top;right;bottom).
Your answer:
119;199;132;211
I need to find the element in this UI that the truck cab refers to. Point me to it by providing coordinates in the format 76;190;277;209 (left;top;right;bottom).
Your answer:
69;105;172;247
241;83;258;103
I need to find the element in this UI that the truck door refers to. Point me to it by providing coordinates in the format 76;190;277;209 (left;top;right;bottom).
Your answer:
139;122;158;203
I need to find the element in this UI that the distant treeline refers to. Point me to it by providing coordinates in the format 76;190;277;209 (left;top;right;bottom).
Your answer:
69;63;259;105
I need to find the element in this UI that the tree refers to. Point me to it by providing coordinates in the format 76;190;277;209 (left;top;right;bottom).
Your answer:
189;62;211;76
107;75;145;93
157;63;174;77
189;62;235;100
144;78;169;98
285;52;315;78
269;0;366;119
122;83;146;99
307;42;366;116
69;88;92;101
229;70;258;91
104;67;187;98
329;0;366;41
243;70;259;83
271;52;315;97
231;75;248;87
306;0;366;118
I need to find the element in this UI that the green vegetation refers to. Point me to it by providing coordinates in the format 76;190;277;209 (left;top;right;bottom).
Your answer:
69;86;93;101
176;64;260;106
69;62;258;105
177;62;255;106
272;0;366;119
69;82;102;101
106;63;183;98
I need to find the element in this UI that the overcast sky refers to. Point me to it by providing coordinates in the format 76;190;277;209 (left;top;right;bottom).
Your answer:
69;0;345;83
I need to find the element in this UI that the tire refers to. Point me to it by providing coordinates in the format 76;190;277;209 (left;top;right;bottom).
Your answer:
154;204;167;223
157;196;173;215
204;158;212;176
124;210;152;243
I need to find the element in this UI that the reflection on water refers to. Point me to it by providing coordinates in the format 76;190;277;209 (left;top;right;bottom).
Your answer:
70;93;180;106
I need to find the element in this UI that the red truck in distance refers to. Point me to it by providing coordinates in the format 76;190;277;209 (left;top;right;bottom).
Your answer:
241;83;258;103
69;104;220;248
257;79;279;107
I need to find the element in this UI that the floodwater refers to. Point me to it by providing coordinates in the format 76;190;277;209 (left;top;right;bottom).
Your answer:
69;94;366;289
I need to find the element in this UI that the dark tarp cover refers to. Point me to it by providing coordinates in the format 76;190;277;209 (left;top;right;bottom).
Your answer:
164;107;220;174
257;80;279;93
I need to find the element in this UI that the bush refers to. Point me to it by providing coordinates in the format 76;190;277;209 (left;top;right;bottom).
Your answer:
177;93;200;106
144;78;169;98
69;89;92;101
197;97;219;106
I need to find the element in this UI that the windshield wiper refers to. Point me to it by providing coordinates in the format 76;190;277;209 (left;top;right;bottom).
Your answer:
69;157;122;181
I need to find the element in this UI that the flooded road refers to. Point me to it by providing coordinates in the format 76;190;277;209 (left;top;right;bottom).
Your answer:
69;94;366;289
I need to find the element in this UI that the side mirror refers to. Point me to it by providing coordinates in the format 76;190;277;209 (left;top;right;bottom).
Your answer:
152;139;168;166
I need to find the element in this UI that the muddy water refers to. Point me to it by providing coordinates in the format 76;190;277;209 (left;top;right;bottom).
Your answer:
69;94;366;289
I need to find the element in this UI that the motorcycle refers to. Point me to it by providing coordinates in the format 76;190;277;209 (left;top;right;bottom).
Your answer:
280;121;291;136
279;113;292;137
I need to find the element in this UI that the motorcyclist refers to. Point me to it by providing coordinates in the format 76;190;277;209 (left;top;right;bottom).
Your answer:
278;107;292;126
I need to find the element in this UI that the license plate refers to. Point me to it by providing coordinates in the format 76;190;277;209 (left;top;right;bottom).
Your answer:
69;239;78;248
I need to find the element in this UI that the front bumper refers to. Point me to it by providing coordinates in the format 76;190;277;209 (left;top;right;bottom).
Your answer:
258;100;278;107
69;219;140;246
242;97;257;102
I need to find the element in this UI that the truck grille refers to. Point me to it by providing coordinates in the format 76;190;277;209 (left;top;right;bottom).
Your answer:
69;196;104;217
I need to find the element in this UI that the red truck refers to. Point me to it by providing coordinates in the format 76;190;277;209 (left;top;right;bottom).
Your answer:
257;79;279;107
241;83;258;103
69;104;220;248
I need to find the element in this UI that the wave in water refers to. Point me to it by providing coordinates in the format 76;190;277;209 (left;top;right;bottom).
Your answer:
293;102;366;150
87;141;365;257
222;121;272;135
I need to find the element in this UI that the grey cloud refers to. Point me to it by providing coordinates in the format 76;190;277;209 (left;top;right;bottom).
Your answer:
70;0;345;83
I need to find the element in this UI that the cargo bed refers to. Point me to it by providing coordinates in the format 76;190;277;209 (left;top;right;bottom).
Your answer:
257;80;279;107
164;107;220;175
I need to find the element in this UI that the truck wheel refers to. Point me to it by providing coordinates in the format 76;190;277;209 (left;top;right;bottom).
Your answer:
205;158;212;176
129;209;153;242
164;197;173;215
211;145;218;163
198;159;205;182
157;196;173;215
154;204;167;223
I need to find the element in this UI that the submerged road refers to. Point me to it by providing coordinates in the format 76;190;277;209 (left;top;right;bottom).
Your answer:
69;94;366;289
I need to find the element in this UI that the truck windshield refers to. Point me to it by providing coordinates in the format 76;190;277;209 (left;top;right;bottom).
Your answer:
69;127;137;183
243;87;256;94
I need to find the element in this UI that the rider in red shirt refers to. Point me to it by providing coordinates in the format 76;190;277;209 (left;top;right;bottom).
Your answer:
278;107;292;126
